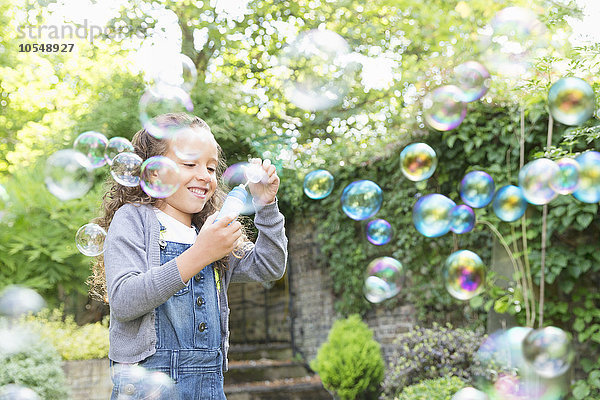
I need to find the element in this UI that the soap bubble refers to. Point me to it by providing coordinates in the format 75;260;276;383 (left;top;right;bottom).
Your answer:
451;387;489;400
303;169;335;199
0;184;9;222
449;205;476;234
171;126;213;161
105;137;134;165
244;162;266;184
366;218;393;245
522;326;574;379
222;162;255;215
144;53;197;93
548;77;595;126
474;328;569;400
493;185;528;222
341;180;383;221
400;143;438;182
140;156;181;199
73;131;109;169
111;152;143;187
0;285;45;318
139;85;194;139
75;223;107;257
460;171;495;208
443;250;485;300
0;384;40;400
550;158;579;195
479;7;547;78
454;61;490;102
0;321;38;357
412;193;456;237
110;364;176;400
363;257;404;303
45;149;94;201
518;158;559;205
423;85;467;131
573;151;600;203
277;29;356;111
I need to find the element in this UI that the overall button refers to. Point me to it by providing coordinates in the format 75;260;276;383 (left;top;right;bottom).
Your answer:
198;322;207;332
194;275;201;282
196;297;204;307
123;383;136;395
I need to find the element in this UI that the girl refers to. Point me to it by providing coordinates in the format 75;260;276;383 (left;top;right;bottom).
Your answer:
90;113;288;399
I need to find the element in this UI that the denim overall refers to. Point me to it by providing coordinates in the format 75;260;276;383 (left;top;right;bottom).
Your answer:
111;223;226;400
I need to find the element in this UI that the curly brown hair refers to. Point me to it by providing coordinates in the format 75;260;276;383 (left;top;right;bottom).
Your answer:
88;113;249;303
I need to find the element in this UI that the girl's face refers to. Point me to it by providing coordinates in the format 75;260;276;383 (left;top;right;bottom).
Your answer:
156;128;219;226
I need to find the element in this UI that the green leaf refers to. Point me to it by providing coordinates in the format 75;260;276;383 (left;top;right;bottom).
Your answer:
572;381;590;400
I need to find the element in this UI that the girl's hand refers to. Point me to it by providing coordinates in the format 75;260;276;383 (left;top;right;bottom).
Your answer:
194;212;242;263
247;158;280;205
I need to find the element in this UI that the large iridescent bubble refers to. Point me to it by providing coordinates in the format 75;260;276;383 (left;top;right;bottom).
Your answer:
423;85;467;131
45;150;94;201
341;180;383;221
479;7;547;78
518;158;559;205
73;131;109;169
104;137;134;165
277;29;356;111
139;85;194;139
550;158;580;195
363;257;404;303
493;185;528;222
573;151;600;203
140;156;181;198
522;326;574;379
365;219;393;245
460;171;495;208
110;152;142;187
75;223;107;257
412;193;456;237
400;143;438;181
144;53;198;94
303;169;335;199
449;204;475;234
454;61;490;102
548;77;595;126
474;328;569;400
443;250;485;300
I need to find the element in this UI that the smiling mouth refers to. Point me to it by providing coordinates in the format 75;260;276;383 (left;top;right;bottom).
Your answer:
188;187;208;198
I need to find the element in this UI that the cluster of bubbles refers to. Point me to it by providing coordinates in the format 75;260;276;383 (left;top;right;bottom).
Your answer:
470;326;572;400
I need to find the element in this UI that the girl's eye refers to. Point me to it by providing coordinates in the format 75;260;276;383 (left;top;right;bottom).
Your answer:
208;167;216;173
183;163;196;168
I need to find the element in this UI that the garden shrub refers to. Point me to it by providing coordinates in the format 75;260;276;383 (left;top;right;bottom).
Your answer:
381;323;484;400
0;319;70;399
310;314;384;400
395;376;467;400
23;307;109;360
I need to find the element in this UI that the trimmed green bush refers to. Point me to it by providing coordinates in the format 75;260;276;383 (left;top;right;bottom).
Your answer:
396;376;467;400
310;314;384;400
23;307;109;360
382;323;484;399
0;320;70;399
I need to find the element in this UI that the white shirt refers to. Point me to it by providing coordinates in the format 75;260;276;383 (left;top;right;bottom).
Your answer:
153;207;198;245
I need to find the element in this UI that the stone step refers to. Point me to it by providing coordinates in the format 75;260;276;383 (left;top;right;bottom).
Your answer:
224;375;332;400
224;359;309;384
228;342;293;361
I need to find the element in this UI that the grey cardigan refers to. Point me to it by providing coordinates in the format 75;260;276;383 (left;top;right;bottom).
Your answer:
104;200;288;371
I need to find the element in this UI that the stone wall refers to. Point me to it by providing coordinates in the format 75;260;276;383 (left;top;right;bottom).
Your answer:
287;219;416;365
62;359;112;400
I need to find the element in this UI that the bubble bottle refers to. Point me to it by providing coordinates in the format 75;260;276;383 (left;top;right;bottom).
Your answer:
215;184;248;222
